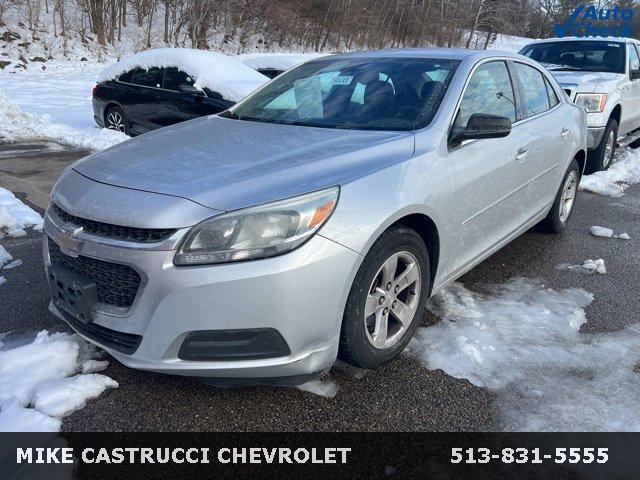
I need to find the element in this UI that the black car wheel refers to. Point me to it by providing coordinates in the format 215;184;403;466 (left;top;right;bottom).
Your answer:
339;225;430;369
105;106;130;135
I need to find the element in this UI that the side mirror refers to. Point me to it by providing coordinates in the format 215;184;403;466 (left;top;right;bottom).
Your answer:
178;84;202;95
630;70;640;80
449;113;512;146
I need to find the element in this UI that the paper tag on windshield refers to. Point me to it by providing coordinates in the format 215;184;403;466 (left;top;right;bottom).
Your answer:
332;76;353;86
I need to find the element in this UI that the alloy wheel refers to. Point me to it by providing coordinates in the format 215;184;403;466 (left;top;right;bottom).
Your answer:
106;111;126;132
364;251;421;349
559;170;577;223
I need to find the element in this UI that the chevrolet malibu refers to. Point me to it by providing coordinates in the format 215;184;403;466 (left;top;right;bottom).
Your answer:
44;48;587;385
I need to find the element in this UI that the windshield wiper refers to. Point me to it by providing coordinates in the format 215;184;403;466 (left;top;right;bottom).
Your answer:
547;66;585;71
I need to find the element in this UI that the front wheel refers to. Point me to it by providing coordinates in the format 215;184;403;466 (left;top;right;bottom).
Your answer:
586;118;617;173
537;158;580;233
338;225;430;369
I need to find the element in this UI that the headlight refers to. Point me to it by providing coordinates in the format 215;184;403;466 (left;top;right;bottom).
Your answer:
574;93;607;113
174;187;339;266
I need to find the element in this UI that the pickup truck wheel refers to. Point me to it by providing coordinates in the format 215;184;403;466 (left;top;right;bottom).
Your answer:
586;118;618;173
537;159;580;233
338;225;430;369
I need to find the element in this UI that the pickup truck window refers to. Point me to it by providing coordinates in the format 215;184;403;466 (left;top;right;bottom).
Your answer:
521;41;625;74
629;44;640;72
454;61;516;128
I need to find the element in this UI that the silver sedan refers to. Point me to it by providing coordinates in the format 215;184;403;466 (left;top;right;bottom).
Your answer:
44;48;587;385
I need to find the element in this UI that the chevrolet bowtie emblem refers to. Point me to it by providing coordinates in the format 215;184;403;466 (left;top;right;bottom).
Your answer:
58;223;84;257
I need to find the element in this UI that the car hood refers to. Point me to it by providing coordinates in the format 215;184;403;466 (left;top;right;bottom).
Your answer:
549;71;621;93
74;116;415;211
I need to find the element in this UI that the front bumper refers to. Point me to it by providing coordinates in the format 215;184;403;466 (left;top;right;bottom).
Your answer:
587;126;606;149
43;210;361;381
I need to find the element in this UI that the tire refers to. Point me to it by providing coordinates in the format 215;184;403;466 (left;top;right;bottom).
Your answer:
537;158;580;233
105;105;130;135
586;118;618;174
338;225;430;369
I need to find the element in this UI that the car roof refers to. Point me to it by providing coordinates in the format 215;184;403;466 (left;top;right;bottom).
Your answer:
320;47;523;62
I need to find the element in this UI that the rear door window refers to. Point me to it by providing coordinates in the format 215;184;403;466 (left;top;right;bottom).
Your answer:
128;67;162;88
545;77;560;108
163;67;196;91
514;63;550;118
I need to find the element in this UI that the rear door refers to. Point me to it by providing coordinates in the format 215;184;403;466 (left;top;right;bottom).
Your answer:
161;67;231;126
511;61;569;215
446;60;531;269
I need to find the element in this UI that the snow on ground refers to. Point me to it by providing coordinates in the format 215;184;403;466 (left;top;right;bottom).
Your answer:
0;70;128;151
0;330;117;432
97;48;269;102
0;246;11;268
408;278;640;431
490;34;536;53
590;226;613;238
590;225;631;239
557;259;607;274
0;186;43;237
297;378;338;398
580;146;640;197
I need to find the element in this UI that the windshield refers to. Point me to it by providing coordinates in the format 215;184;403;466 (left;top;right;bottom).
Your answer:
520;41;626;73
224;57;460;131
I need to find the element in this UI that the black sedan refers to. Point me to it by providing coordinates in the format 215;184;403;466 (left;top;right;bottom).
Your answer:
92;49;269;136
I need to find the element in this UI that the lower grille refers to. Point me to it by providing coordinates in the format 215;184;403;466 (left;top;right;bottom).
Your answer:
58;308;142;354
48;237;141;308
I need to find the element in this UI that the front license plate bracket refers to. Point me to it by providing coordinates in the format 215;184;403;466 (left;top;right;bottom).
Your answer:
48;263;97;324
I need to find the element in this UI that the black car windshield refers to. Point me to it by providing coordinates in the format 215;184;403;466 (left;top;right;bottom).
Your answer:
520;41;626;73
224;57;460;131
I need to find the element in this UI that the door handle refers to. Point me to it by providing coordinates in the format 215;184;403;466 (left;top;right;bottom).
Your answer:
516;148;528;162
561;127;571;139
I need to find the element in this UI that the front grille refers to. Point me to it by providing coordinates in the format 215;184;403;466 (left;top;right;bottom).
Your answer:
58;308;142;354
51;204;176;243
48;237;141;308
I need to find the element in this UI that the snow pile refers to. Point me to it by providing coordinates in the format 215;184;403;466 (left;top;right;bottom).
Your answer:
589;226;613;238
581;259;607;274
580;147;640;197
2;259;22;270
557;259;607;274
238;52;330;72
0;330;117;432
297;378;338;398
0;187;43;237
0;246;11;268
0;90;128;151
408;278;640;431
590;226;631;239
97;48;269;102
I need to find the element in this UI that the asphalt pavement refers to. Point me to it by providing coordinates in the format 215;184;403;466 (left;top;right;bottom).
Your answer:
0;141;638;431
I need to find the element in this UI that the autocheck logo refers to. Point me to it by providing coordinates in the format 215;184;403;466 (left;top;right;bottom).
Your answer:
554;4;634;38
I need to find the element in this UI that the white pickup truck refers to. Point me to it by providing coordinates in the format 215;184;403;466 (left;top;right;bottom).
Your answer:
520;37;640;173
